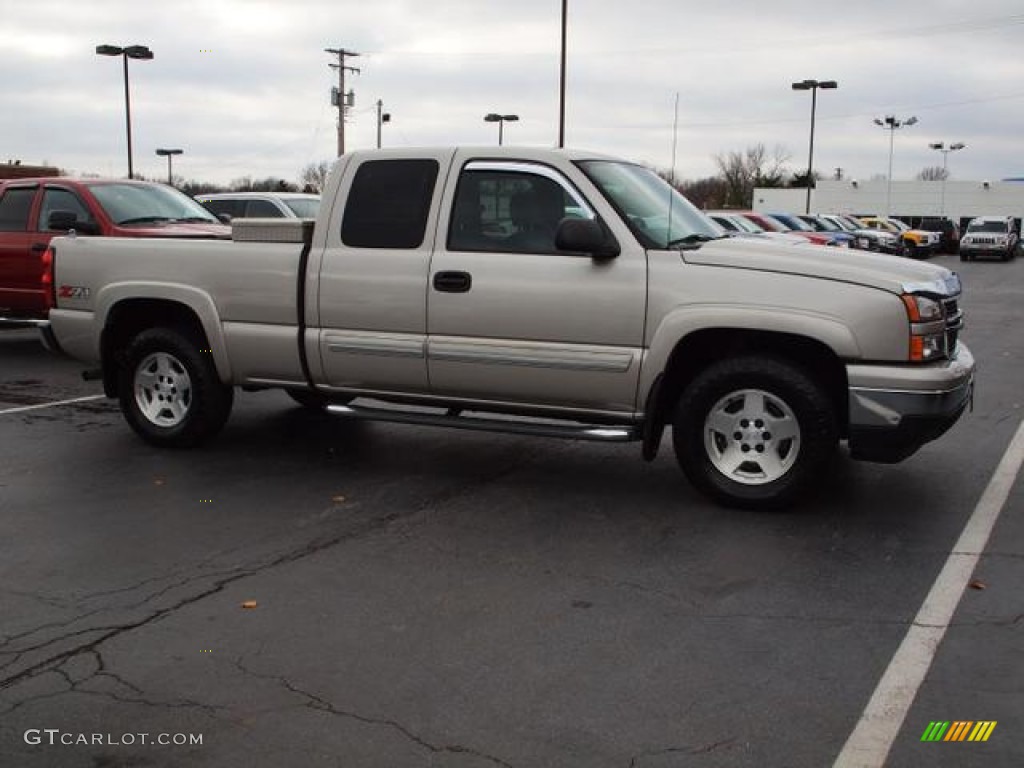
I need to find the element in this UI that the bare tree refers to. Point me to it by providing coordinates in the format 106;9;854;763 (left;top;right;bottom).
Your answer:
300;161;332;194
714;144;791;208
679;177;729;211
230;176;298;192
917;166;949;181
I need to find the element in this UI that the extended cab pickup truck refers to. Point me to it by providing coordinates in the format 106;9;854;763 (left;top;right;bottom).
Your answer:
45;147;975;509
0;178;228;322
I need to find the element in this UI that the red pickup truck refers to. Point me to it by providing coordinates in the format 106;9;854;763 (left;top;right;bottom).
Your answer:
0;178;229;322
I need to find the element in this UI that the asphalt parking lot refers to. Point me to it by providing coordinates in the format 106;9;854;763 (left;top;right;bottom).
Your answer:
1;252;1021;768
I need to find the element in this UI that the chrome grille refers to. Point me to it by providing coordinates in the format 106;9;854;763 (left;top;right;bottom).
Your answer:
943;295;963;356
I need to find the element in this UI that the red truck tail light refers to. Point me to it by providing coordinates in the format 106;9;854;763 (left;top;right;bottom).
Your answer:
41;246;55;313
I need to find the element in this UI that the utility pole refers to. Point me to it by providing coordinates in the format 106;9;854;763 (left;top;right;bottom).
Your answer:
325;48;360;156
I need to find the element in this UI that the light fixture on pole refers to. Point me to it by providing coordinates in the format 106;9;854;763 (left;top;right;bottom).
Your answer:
484;113;519;146
96;44;154;179
791;78;837;214
873;115;918;218
376;100;391;149
928;141;966;218
155;148;183;186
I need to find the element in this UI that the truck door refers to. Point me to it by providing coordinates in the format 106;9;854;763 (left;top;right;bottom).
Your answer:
314;153;450;395
0;184;41;318
426;159;646;415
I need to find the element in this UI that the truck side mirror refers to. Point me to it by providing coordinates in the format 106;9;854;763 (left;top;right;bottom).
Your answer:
555;218;619;259
47;210;97;235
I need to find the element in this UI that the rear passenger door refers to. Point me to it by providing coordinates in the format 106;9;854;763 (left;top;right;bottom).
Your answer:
0;184;42;317
314;152;452;395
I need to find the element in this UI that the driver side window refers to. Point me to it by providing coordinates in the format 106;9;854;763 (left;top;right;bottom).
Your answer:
40;188;94;232
448;167;590;254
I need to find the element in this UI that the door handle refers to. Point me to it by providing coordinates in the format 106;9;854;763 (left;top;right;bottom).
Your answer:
30;243;48;253
433;271;472;293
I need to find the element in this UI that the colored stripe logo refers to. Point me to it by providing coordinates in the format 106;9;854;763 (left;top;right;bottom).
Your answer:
921;721;997;742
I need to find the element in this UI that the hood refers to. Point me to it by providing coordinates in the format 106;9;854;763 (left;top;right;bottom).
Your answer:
118;222;232;239
681;237;958;295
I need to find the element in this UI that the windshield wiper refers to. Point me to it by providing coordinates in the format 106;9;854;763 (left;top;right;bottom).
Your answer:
173;217;218;223
118;216;173;225
667;233;722;249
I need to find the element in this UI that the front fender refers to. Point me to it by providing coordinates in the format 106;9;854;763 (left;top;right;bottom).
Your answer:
638;304;859;402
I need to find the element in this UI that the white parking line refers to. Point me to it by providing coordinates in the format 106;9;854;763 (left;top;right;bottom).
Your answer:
834;418;1024;767
0;394;106;416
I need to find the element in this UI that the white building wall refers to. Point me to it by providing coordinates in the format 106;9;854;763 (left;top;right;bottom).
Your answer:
752;180;1024;225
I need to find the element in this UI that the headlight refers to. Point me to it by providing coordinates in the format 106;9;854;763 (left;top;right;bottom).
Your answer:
901;294;946;361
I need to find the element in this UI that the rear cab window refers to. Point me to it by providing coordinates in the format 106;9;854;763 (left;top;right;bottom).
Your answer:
341;159;440;248
0;186;37;231
245;199;284;218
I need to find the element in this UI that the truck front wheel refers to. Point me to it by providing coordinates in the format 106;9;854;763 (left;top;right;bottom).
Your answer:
672;356;837;510
119;328;233;448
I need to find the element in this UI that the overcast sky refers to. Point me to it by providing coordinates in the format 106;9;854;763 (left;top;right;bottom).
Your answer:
2;0;1023;187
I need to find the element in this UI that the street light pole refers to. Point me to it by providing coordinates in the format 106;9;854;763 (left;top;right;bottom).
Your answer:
928;141;966;218
96;44;154;179
484;113;519;145
558;0;567;148
376;100;391;149
791;79;837;214
155;148;183;186
873;115;918;218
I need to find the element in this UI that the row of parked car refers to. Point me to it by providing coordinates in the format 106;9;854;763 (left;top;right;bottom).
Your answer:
709;209;1020;262
707;210;942;257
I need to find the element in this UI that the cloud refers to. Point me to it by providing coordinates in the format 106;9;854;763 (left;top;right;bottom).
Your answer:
3;0;1023;184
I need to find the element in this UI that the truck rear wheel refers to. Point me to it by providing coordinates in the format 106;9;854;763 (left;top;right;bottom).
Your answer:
119;328;233;448
672;356;837;510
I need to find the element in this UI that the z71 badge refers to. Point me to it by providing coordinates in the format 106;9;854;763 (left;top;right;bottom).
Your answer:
58;285;91;300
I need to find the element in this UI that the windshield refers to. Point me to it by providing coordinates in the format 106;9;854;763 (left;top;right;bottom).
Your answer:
772;214;813;232
89;183;221;226
728;215;763;233
283;197;321;218
577;160;721;248
968;220;1009;233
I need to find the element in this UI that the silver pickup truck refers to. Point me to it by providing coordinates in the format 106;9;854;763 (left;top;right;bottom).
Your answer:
44;147;975;509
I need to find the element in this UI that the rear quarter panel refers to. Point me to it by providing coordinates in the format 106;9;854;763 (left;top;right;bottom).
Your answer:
50;236;304;384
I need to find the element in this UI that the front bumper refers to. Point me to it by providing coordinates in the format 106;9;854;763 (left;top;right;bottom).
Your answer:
960;245;1011;259
846;343;975;463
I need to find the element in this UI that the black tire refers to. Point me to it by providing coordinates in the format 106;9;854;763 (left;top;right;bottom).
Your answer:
286;389;352;409
900;239;915;258
959;253;968;262
118;328;233;448
672;356;838;510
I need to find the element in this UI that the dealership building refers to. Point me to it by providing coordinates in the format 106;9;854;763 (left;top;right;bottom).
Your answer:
752;179;1024;229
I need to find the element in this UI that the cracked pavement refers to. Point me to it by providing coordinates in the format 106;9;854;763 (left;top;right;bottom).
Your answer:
1;259;1022;768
